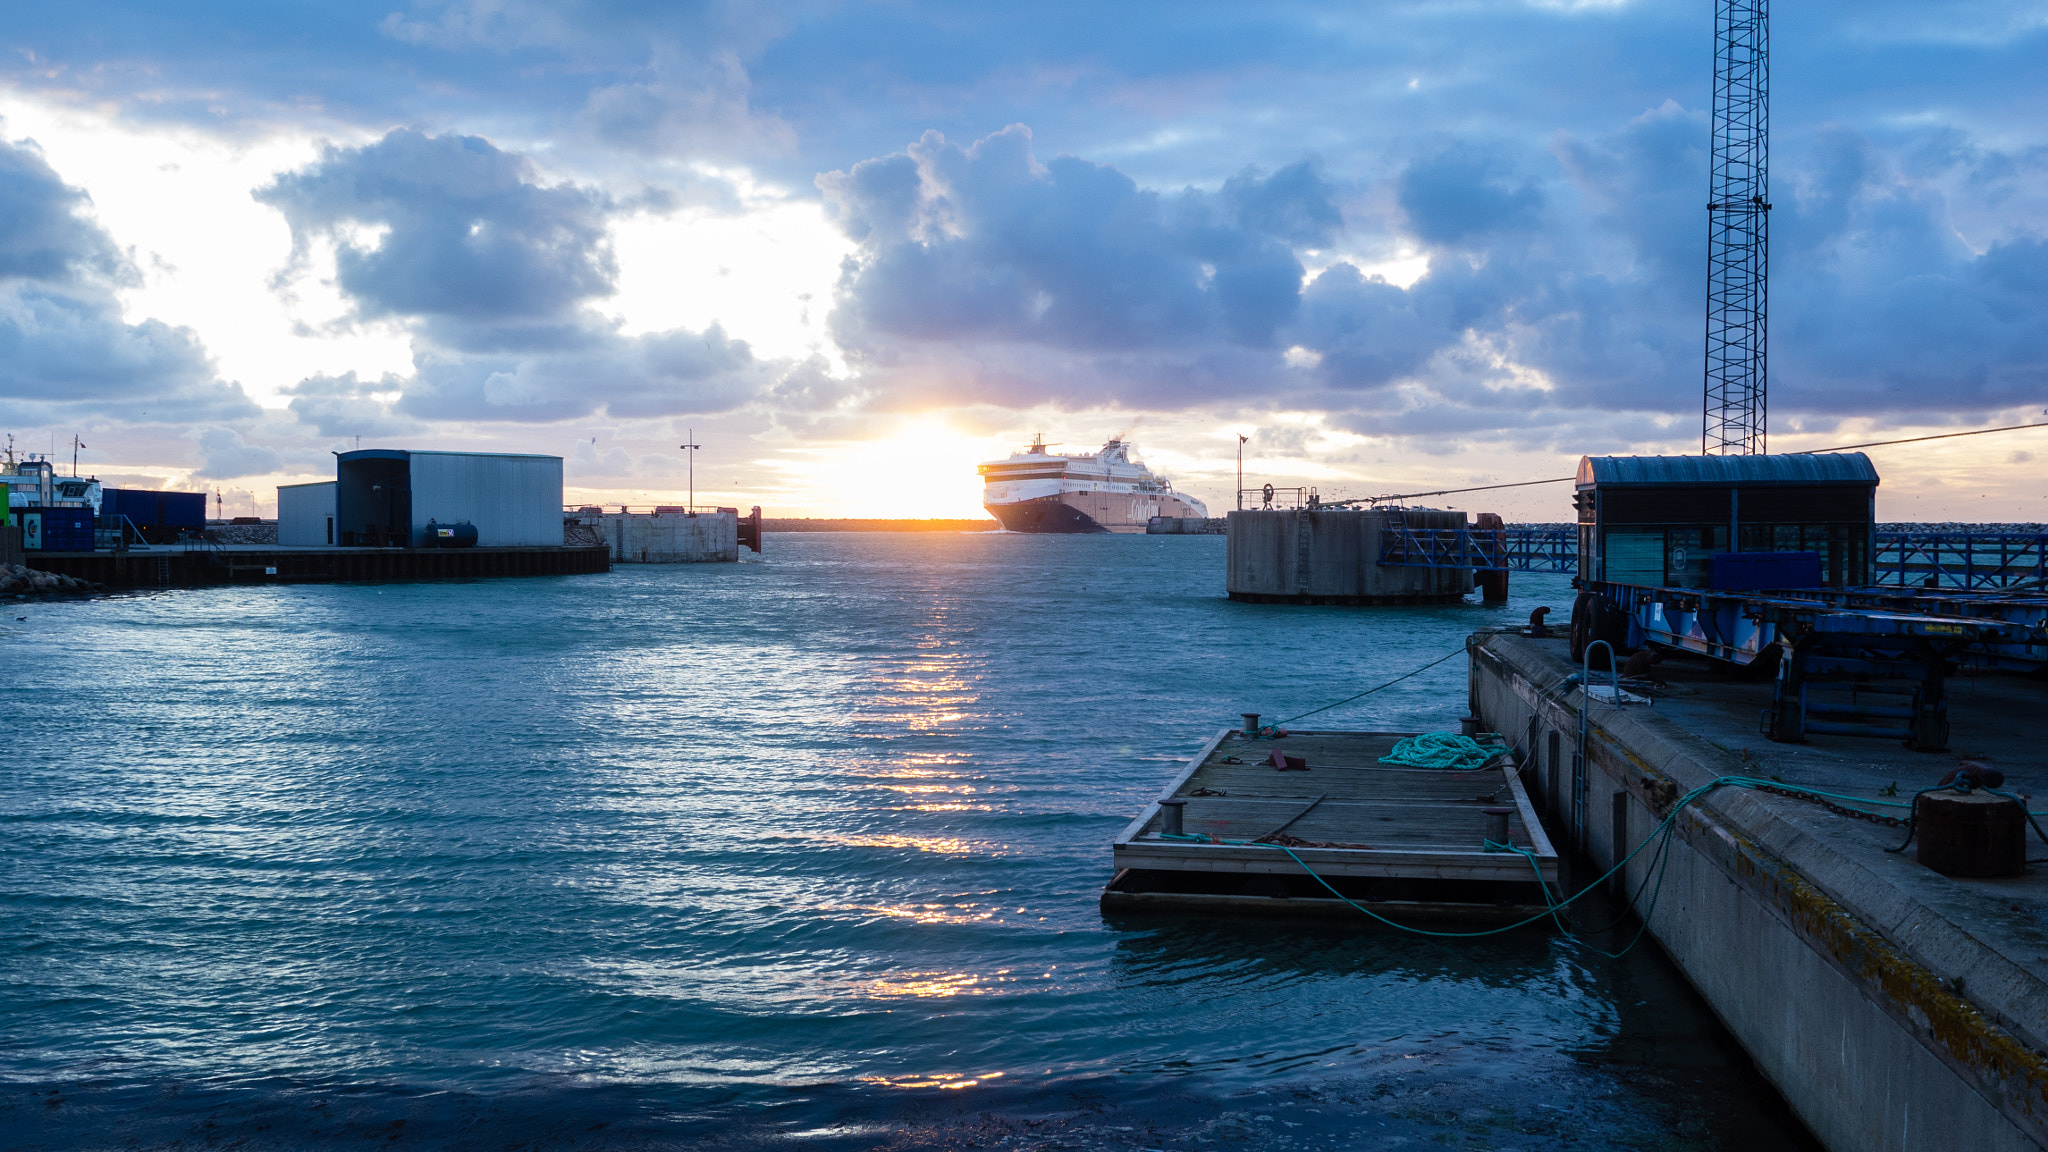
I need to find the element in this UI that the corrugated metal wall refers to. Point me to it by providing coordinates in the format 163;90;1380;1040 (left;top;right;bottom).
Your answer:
408;453;562;547
278;482;337;546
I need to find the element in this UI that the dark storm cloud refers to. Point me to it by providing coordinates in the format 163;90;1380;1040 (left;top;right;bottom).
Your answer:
1396;145;1544;247
821;126;1336;364
4;0;2045;447
0;136;254;426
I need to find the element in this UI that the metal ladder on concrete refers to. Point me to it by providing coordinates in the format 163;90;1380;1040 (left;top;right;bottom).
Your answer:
155;553;170;588
1293;507;1313;593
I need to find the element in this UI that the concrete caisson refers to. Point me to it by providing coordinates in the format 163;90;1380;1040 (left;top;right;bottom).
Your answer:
1225;507;1470;604
594;511;740;563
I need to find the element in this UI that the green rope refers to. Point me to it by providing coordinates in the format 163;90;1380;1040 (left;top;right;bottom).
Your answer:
1377;732;1502;771
1243;776;1758;940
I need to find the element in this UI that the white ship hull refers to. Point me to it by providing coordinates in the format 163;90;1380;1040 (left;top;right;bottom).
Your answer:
979;436;1208;534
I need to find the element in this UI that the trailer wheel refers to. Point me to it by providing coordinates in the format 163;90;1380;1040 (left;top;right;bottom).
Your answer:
1568;591;1594;663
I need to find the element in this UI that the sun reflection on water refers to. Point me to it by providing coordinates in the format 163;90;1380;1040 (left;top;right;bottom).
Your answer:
858;1070;1005;1090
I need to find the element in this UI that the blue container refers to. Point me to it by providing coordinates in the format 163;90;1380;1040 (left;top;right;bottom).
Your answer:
420;520;479;548
101;488;207;542
1709;551;1822;591
23;506;96;551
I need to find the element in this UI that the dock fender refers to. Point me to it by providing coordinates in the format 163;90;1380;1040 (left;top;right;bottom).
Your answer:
1568;590;1595;663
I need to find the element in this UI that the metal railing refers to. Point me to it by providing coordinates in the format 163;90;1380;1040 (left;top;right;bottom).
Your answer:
1873;532;2048;591
1237;486;1318;511
1378;526;1577;572
565;504;734;516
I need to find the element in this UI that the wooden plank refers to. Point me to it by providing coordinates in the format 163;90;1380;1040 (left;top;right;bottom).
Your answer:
1111;727;1232;848
1504;764;1557;862
1112;840;1558;882
1163;796;1538;852
1099;889;1554;926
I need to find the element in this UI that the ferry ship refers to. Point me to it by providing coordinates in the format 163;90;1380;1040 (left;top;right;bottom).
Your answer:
979;435;1208;533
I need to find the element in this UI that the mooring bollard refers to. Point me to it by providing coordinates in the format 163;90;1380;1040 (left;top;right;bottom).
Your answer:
1460;715;1482;738
1483;807;1512;850
1160;798;1187;836
1241;712;1261;735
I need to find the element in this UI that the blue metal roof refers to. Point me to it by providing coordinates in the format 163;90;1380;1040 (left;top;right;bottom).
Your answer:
1575;453;1878;489
337;449;411;463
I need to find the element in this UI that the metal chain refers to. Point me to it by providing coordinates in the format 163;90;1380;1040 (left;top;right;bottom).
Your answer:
1750;782;1910;828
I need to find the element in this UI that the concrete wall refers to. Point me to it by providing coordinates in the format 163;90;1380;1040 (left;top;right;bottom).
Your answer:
409;453;562;547
277;482;336;546
597;511;738;562
1469;635;2048;1152
1225;507;1470;603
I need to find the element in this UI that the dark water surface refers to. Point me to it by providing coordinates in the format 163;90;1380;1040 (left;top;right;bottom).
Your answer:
3;533;1816;1149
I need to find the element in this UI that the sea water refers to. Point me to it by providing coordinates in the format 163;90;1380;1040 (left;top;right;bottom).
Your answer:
2;533;1817;1149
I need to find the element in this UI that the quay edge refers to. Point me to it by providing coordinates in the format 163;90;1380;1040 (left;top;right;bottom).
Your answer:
1468;629;2048;1152
27;544;613;588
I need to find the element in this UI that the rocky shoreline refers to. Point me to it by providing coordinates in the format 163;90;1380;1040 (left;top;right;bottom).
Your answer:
1;563;98;595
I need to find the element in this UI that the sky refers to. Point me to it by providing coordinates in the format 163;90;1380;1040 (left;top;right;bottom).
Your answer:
1;1;2044;521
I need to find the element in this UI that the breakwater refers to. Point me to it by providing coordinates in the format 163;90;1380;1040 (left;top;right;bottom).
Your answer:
1470;630;2048;1152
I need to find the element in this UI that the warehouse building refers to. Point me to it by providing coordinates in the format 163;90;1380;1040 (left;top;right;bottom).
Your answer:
277;449;563;548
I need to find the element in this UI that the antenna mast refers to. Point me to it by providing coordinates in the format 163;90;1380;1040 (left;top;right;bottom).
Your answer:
1703;0;1770;455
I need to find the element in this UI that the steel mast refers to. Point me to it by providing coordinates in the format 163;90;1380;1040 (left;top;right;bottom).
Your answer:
1702;0;1769;455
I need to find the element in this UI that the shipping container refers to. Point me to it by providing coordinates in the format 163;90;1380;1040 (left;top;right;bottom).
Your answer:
22;506;96;551
1709;551;1824;591
100;488;207;544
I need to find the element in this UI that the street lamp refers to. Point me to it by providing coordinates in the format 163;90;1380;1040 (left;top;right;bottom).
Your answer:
1236;433;1250;511
679;430;702;512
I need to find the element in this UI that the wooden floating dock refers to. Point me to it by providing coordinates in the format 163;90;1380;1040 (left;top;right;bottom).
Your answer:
1104;729;1559;923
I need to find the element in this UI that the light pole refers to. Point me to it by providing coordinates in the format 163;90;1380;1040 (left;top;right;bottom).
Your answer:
1236;433;1250;510
679;430;702;511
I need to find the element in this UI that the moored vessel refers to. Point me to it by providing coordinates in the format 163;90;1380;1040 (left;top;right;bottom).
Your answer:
979;434;1207;534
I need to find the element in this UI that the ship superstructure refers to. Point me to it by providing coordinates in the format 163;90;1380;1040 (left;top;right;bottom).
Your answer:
979;435;1208;533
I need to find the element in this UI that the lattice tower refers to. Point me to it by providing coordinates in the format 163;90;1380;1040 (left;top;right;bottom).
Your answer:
1703;0;1769;455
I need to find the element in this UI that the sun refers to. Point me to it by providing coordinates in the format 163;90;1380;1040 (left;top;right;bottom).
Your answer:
761;418;1010;519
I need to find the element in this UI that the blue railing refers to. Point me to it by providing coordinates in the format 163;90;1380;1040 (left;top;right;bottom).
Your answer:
1380;527;2048;592
1378;526;1576;572
1873;532;2048;591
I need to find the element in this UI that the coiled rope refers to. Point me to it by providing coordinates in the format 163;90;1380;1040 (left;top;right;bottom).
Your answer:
1377;732;1502;772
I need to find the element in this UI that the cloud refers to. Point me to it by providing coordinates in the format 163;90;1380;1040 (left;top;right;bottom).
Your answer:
260;129;783;424
257;129;617;335
819;126;1339;407
285;371;421;438
194;427;282;478
1396;145;1545;246
0;135;253;428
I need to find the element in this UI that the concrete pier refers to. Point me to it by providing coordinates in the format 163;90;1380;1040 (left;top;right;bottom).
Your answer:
588;510;740;563
1469;630;2048;1152
1226;507;1470;604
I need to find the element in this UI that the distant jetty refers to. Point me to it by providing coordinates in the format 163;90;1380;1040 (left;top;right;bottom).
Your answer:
764;518;998;533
